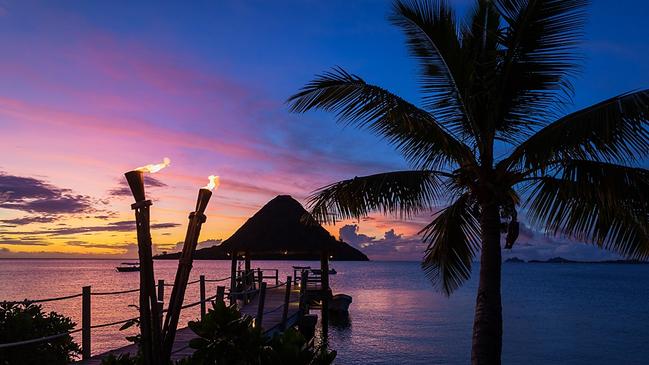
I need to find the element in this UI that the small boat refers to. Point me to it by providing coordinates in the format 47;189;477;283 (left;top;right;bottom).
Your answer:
292;265;311;270
116;262;140;272
329;294;352;314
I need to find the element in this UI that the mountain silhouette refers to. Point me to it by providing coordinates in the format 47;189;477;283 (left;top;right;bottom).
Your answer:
155;195;369;261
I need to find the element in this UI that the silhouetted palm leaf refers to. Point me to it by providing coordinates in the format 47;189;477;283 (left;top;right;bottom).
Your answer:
502;89;649;171
389;0;470;135
290;0;649;301
287;67;473;169
420;193;480;295
494;0;588;141
526;160;649;259
308;170;448;225
290;1;649;361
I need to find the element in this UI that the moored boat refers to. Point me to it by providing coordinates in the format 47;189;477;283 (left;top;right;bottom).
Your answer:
329;293;352;314
116;262;140;272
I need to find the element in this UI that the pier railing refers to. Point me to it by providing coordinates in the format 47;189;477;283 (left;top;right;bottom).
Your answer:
0;268;306;360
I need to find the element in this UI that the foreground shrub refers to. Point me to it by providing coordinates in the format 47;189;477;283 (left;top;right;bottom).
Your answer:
102;301;336;365
0;302;81;365
187;300;336;365
187;300;268;364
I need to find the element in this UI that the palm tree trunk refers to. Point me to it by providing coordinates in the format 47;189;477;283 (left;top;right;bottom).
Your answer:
471;202;502;364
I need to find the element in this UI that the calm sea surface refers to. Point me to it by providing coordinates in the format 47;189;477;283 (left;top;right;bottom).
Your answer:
1;259;648;364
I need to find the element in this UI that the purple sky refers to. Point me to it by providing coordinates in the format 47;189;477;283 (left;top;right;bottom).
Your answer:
0;0;648;260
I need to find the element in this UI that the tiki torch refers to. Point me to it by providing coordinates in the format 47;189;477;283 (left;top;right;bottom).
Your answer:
162;175;219;362
125;157;170;365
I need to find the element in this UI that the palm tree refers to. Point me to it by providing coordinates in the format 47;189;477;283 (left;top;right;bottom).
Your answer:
287;0;649;363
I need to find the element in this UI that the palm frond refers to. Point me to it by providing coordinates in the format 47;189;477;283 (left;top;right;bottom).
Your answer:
420;193;480;295
525;160;649;259
494;0;588;142
287;67;474;169
389;0;473;138
307;170;447;225
501;89;649;172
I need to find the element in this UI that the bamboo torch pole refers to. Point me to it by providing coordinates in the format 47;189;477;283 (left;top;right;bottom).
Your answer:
125;169;164;365
162;175;219;362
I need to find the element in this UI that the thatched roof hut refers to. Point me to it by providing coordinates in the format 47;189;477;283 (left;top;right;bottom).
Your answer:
219;195;366;260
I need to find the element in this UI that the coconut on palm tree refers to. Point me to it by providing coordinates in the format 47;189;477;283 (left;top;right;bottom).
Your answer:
288;0;649;364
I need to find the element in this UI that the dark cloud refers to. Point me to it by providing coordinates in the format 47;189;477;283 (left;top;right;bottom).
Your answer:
339;224;375;247
65;240;135;251
0;236;49;245
93;215;113;220
108;176;167;197
2;220;181;236
0;172;95;214
339;224;425;260
504;222;620;261
0;216;58;225
161;238;222;253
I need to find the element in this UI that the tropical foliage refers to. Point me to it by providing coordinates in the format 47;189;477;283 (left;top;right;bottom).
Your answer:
103;300;336;365
288;0;649;363
186;300;335;365
0;302;81;365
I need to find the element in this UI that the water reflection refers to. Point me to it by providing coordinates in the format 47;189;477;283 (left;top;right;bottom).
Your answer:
2;260;649;364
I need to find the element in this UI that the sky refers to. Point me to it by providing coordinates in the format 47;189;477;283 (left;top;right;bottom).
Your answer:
0;0;648;261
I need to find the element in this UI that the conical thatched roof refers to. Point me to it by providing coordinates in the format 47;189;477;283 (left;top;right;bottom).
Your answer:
219;195;365;258
155;195;368;261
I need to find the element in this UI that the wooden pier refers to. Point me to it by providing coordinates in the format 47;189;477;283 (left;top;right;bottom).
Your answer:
1;265;333;364
79;282;303;364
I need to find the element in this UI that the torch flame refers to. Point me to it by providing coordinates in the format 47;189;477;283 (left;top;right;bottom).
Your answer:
203;175;220;191
135;157;171;173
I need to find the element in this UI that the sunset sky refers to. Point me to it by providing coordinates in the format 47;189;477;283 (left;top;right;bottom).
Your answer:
1;0;648;260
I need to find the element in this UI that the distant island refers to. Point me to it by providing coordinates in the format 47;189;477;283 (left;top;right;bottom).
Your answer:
155;195;369;261
505;256;648;264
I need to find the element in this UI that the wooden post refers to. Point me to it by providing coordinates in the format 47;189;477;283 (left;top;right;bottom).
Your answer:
244;255;251;288
256;282;267;329
257;268;263;288
321;252;330;340
282;276;292;329
199;275;206;320
82;286;91;360
275;269;279;285
230;253;237;305
157;279;165;329
299;271;308;318
157;279;164;303
216;286;225;304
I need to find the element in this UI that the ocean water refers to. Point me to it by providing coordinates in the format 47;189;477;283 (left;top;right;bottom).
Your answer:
1;259;648;364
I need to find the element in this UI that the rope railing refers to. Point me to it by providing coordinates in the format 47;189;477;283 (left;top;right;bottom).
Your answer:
164;278;201;287
177;294;218;311
0;328;83;349
0;273;233;355
91;287;140;296
0;269;298;354
90;316;139;330
1;274;233;304
266;281;286;290
1;292;83;306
